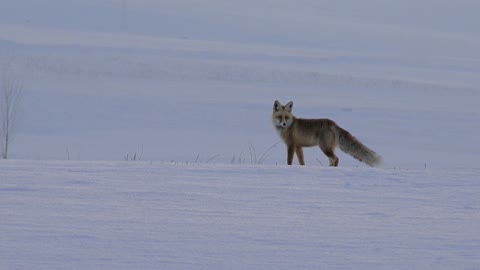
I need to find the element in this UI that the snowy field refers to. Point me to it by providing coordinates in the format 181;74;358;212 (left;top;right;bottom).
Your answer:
1;160;479;269
1;0;480;269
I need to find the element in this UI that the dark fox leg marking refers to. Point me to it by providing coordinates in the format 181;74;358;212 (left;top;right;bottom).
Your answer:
287;145;295;165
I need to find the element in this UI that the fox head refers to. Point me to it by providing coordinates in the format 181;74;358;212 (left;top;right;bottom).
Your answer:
272;100;294;130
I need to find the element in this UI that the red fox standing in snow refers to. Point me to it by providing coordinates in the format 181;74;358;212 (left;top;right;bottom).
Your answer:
272;100;383;167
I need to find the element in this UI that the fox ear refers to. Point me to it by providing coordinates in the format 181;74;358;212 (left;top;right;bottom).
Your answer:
273;100;282;112
285;101;293;112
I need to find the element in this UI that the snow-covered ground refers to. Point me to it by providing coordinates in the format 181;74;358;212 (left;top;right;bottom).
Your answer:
1;1;479;269
1;160;479;269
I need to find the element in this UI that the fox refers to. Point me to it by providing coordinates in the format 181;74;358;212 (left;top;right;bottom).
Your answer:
272;100;383;167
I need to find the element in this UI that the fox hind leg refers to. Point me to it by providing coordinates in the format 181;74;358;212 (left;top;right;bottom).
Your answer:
324;149;339;166
319;131;339;167
320;146;339;167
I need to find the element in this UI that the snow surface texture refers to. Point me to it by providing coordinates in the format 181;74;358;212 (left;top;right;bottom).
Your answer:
1;161;479;270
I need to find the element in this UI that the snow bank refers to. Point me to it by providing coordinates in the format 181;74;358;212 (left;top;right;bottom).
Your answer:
1;160;479;269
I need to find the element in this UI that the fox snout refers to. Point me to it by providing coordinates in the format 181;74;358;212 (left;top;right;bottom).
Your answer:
274;117;291;129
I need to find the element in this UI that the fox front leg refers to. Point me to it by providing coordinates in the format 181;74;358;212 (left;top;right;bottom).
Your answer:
295;146;305;165
287;145;295;165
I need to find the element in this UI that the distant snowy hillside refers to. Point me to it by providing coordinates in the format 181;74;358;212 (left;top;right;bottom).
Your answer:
0;0;479;169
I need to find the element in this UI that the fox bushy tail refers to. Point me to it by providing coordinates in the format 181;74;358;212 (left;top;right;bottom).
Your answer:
337;126;383;167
